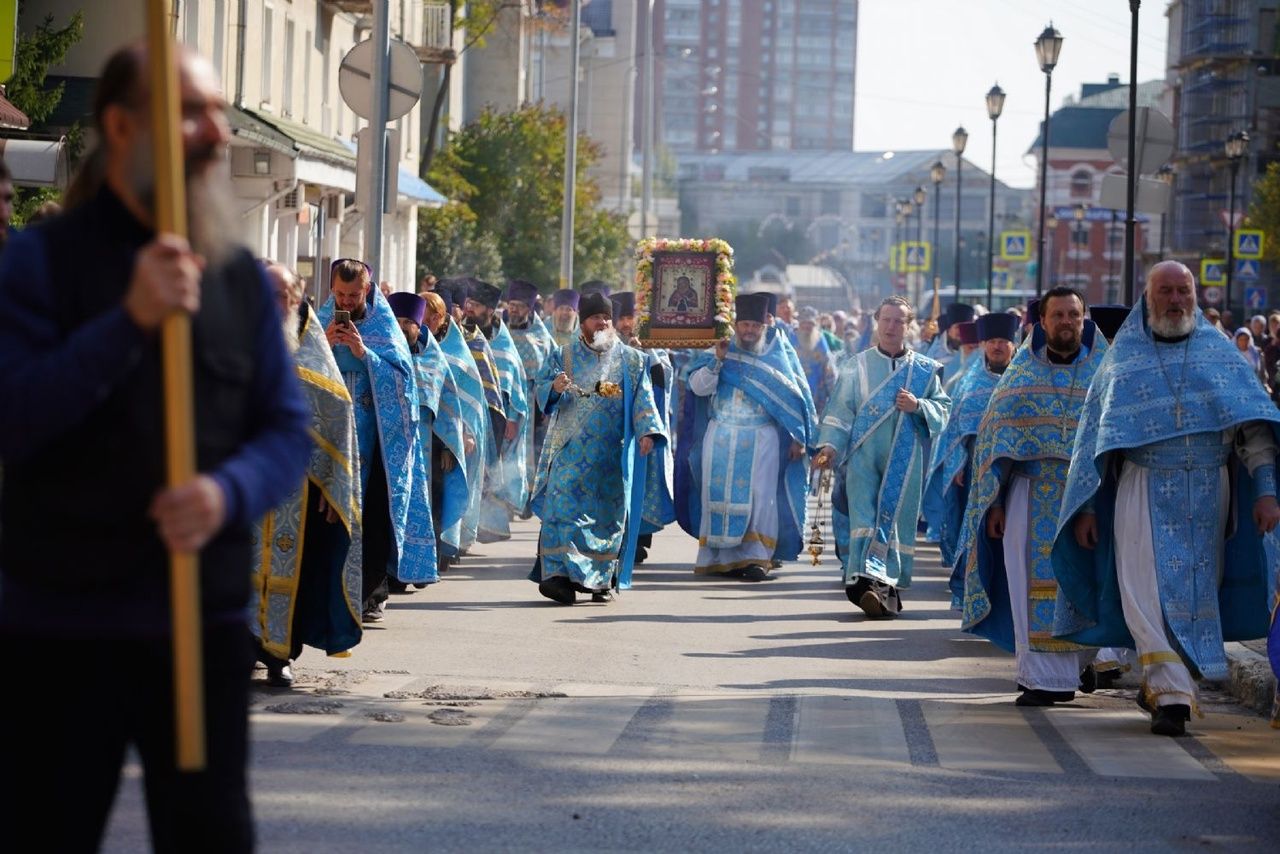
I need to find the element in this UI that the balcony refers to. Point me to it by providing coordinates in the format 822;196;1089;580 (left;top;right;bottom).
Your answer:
324;1;456;64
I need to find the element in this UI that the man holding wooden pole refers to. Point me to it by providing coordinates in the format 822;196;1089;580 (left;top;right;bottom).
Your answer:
0;42;309;851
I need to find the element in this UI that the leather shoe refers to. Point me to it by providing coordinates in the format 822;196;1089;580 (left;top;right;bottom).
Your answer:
1015;688;1075;707
538;576;576;605
1150;703;1190;737
266;659;294;689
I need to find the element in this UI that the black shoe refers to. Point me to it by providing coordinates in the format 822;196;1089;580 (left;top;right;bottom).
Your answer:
387;579;410;594
740;565;770;582
413;582;429;589
1015;688;1076;707
1150;704;1190;737
635;546;649;564
538;576;576;605
362;601;385;623
266;659;294;688
1096;669;1123;689
1079;664;1097;694
591;590;614;603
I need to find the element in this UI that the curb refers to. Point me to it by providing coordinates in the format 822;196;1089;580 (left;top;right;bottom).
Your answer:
1224;641;1276;719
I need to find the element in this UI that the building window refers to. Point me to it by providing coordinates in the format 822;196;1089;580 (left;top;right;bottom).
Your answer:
1070;169;1093;199
261;4;274;107
1070;223;1091;248
303;29;312;123
183;0;200;46
212;0;226;84
283;18;295;117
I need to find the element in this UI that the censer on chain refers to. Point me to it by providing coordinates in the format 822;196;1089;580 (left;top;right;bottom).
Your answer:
808;469;833;565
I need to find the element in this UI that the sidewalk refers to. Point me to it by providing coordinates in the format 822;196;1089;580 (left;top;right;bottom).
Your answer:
1227;639;1276;723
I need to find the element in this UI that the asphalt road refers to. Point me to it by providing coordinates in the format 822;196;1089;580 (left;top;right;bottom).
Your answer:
103;515;1280;852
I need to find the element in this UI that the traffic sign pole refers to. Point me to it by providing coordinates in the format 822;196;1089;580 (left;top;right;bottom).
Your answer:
366;0;391;283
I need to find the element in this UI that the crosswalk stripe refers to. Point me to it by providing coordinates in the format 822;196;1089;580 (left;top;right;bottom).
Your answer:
1046;707;1215;780
791;696;911;767
923;700;1062;774
630;695;774;761
489;695;654;754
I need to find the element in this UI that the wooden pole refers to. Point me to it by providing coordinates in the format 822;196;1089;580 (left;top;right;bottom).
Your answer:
146;0;206;772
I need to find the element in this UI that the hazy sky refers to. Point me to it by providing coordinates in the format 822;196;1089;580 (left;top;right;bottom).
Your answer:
854;0;1169;188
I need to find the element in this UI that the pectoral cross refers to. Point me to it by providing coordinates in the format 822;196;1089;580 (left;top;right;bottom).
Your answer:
1173;403;1184;430
1059;414;1071;441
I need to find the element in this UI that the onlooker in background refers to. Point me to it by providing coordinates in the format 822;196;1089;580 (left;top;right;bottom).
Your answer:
1204;307;1224;333
25;200;61;225
776;294;796;329
419;272;438;294
1221;309;1236;332
1236;327;1269;389
1250;314;1268;347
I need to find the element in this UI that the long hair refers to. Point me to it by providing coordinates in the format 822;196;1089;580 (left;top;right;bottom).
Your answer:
62;45;146;210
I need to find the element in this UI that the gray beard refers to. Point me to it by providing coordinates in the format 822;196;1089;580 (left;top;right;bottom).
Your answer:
282;314;301;354
554;315;577;333
797;328;821;352
1146;296;1196;338
737;335;764;354
131;143;237;267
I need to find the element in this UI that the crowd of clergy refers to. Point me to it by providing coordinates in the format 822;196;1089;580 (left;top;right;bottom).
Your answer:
260;248;1278;740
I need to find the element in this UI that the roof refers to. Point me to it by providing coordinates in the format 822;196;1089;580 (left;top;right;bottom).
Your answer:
1027;79;1166;152
240;107;355;166
677;149;990;186
0;91;31;130
229;107;296;155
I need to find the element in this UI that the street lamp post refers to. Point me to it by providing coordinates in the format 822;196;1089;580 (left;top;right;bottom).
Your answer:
1034;22;1064;297
1225;131;1249;320
1156;164;1174;261
952;125;968;302
985;83;1005;308
893;202;905;293
1072;203;1086;286
1047;214;1059;287
913;185;926;308
931;160;945;319
1109;209;1119;299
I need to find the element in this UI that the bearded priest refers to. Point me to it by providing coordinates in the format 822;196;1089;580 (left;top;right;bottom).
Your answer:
529;292;666;605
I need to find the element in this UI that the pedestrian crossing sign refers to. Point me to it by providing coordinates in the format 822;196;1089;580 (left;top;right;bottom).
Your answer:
1200;258;1226;286
1234;229;1264;260
1236;258;1261;281
902;241;930;273
1000;230;1032;261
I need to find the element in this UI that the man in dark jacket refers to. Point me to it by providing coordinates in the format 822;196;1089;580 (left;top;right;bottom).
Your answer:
0;44;309;852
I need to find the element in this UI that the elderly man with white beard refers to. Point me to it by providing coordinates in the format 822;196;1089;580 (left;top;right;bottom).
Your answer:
529;292;666;605
795;305;837;413
682;293;815;580
1053;261;1280;736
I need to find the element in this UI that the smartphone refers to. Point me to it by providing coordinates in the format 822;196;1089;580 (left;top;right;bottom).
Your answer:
334;310;351;328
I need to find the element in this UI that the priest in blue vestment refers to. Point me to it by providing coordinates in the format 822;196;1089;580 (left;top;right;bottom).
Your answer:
814;297;951;618
922;312;1017;608
549;288;581;347
432;289;488;560
957;288;1108;707
254;264;362;687
507;279;555;516
466;279;530;543
613;291;676;562
681;293;815;580
1052;262;1280;736
389;292;470;581
529;292;666;605
795;306;837;414
320;260;435;622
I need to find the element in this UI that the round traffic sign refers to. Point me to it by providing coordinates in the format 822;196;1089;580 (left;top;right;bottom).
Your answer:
1202;286;1223;306
339;38;423;122
1107;108;1175;176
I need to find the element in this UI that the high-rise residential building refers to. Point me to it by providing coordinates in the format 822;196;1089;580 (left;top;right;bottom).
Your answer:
656;0;858;153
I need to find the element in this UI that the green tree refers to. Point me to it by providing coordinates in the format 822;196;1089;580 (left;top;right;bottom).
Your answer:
427;103;631;288
1247;161;1280;261
5;9;85;225
417;201;504;282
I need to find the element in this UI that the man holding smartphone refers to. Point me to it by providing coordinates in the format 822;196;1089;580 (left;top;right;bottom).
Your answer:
321;260;436;622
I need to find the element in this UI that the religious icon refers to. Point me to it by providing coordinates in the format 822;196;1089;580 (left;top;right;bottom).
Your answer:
651;252;715;329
